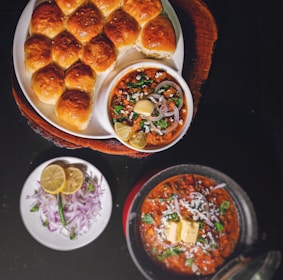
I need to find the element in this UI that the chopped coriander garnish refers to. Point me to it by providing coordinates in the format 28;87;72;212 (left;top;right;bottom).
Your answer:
114;105;124;115
219;200;230;215
214;222;224;231
141;213;154;224
185;258;194;267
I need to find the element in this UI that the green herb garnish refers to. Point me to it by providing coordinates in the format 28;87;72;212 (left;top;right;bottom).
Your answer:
219;200;230;215
214;222;224;231
141;213;154;224
114;105;124;115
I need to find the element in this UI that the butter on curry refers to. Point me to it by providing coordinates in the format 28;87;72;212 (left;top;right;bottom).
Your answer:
139;174;240;276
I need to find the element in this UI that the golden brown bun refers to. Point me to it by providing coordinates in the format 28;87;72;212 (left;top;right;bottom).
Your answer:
51;31;82;69
29;1;65;38
66;3;103;44
90;0;121;17
55;0;86;15
64;62;96;93
104;9;139;50
138;15;176;58
122;0;162;26
32;64;65;105
56;89;92;130
24;34;52;74
81;34;116;72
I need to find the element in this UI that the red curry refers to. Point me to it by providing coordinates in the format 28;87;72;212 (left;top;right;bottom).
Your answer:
139;174;240;276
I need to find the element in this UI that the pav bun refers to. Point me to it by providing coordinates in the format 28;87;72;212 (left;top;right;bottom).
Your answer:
51;31;82;69
29;1;65;38
81;34;116;73
56;89;92;130
24;34;52;74
104;9;139;50
90;0;121;17
122;0;162;26
138;15;176;59
31;64;65;105
66;3;103;44
55;0;86;15
64;62;96;94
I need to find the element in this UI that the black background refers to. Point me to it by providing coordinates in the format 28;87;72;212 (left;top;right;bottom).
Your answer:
0;0;282;279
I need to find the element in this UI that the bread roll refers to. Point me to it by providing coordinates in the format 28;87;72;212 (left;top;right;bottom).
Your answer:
55;0;86;15
56;90;92;130
90;0;121;17
24;34;52;74
29;1;65;39
66;3;103;44
122;0;162;26
104;9;139;50
32;64;65;105
81;34;116;72
138;15;176;58
52;31;82;69
64;62;96;93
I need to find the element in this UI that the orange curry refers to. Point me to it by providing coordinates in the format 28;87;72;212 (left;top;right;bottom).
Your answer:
109;67;188;149
139;174;240;276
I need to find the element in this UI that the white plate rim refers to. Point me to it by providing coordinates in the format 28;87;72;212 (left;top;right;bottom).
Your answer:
12;0;185;139
19;156;113;251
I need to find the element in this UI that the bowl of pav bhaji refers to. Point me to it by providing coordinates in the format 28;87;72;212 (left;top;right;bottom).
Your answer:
123;164;258;280
104;60;194;153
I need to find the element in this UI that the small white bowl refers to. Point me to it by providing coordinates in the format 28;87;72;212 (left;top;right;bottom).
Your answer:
104;60;194;153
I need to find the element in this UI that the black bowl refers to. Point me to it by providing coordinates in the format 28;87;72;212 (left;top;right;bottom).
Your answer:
124;164;258;280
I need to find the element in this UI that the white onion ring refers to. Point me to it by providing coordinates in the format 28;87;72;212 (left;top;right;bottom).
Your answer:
155;80;184;110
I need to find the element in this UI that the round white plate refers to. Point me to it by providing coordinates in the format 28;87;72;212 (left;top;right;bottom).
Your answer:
20;157;112;251
13;0;184;139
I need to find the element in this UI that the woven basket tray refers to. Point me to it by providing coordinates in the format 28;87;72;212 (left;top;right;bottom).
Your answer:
12;0;217;158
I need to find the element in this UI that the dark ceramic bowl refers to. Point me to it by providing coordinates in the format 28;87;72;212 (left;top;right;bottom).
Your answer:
124;164;258;280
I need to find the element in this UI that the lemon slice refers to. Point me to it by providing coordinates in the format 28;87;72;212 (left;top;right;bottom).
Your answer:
40;164;66;194
61;166;84;194
129;131;147;149
114;122;133;141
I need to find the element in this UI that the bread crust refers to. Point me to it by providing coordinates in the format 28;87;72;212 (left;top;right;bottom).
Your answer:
138;15;176;58
90;0;121;17
24;34;52;74
55;0;86;15
104;9;139;49
66;3;103;44
64;62;96;93
52;31;82;69
122;0;162;26
32;64;65;105
30;1;65;38
81;34;116;72
56;89;92;130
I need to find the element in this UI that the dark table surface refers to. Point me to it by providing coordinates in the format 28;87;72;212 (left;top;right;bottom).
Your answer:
1;0;282;279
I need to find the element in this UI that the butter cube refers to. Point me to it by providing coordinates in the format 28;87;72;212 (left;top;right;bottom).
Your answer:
180;219;199;243
165;221;180;243
134;100;154;116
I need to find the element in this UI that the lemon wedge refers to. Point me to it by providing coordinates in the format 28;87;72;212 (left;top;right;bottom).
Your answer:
40;164;66;194
61;166;84;194
129;131;147;149
114;122;133;141
133;99;154;116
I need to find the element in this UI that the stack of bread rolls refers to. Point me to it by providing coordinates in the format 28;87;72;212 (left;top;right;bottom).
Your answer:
24;0;177;131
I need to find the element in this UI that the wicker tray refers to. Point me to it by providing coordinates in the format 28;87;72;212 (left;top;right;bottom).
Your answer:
12;0;217;158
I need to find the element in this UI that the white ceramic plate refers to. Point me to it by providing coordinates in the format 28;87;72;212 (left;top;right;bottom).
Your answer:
20;157;112;251
13;0;184;139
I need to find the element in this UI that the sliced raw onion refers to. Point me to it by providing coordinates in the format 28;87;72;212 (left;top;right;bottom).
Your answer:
27;173;104;239
155;80;184;110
